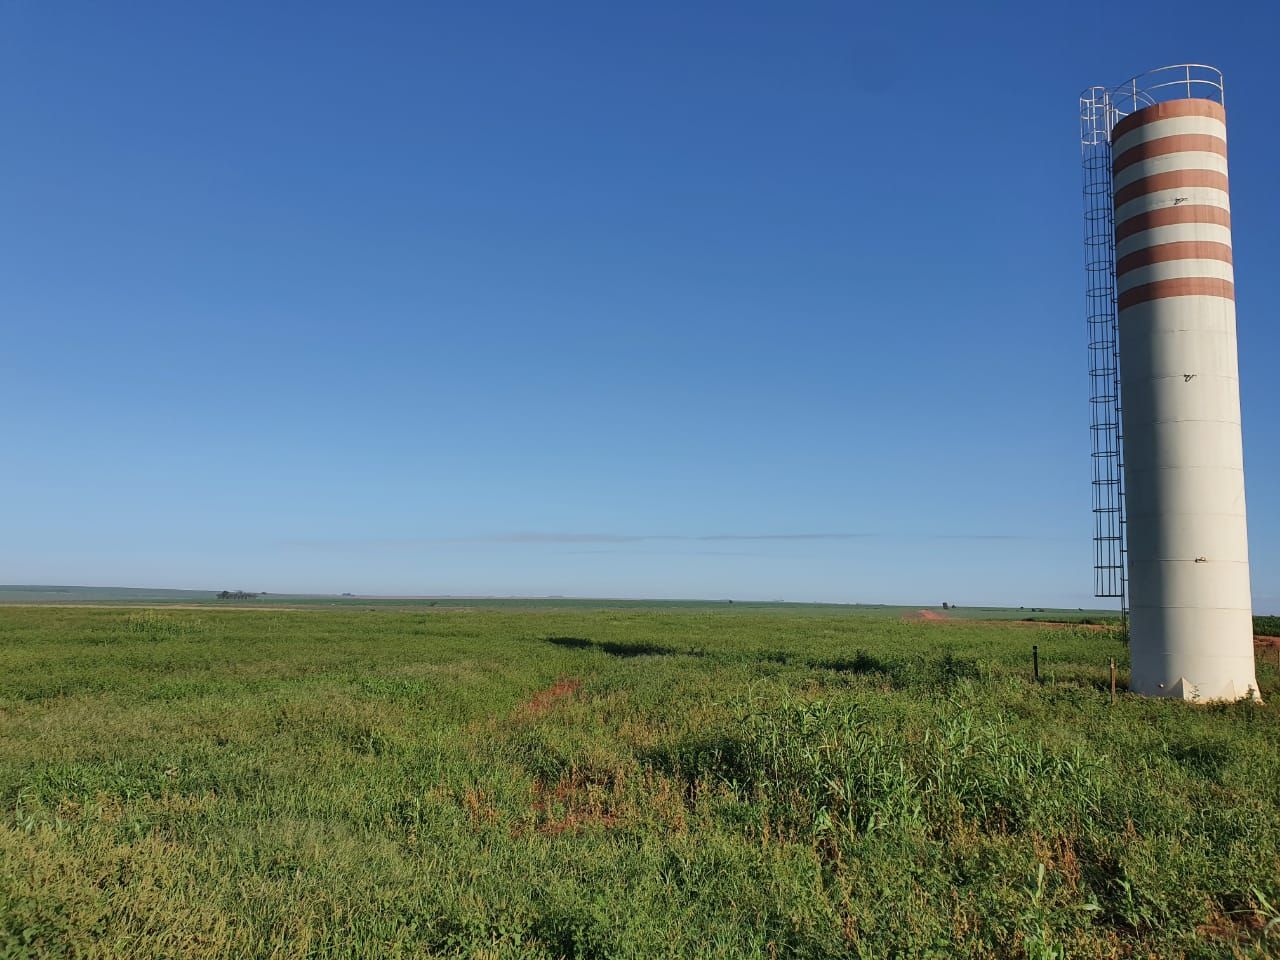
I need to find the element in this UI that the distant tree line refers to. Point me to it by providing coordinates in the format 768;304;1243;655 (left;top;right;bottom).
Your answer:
215;590;262;600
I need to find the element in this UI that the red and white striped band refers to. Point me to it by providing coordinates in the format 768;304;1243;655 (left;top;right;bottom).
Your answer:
1111;99;1234;310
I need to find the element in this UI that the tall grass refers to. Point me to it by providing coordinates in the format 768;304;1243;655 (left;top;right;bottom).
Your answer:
0;606;1277;958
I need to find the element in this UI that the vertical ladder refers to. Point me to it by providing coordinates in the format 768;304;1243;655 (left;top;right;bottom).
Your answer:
1080;88;1128;610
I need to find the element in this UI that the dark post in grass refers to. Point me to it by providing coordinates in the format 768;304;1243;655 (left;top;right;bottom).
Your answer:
1109;658;1117;705
1032;645;1040;684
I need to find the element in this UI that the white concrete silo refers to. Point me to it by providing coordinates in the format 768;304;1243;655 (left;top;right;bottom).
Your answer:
1109;67;1258;701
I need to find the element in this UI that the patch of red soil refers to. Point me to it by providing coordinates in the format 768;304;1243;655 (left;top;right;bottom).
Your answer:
1196;909;1268;944
1254;635;1280;648
529;774;620;835
513;677;582;720
903;609;948;622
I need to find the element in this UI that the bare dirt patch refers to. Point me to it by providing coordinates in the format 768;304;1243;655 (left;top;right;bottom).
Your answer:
903;609;948;622
513;677;582;721
529;771;621;835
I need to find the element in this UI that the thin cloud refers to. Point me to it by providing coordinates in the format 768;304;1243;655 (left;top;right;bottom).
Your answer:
282;531;877;549
562;549;766;558
282;530;1058;550
930;534;1037;540
696;533;874;542
488;532;876;544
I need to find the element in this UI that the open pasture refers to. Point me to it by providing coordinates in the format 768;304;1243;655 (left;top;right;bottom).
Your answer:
1;605;1278;958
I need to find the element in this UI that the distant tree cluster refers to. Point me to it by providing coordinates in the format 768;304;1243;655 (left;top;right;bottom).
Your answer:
215;590;261;600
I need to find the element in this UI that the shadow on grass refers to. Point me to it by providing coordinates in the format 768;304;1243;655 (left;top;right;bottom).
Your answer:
545;636;682;658
541;639;981;690
813;651;888;674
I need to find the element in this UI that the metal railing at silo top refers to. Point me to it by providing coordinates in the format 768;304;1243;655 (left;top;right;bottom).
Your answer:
1109;64;1224;120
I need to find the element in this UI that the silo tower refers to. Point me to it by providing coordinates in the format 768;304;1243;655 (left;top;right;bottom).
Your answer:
1079;65;1259;701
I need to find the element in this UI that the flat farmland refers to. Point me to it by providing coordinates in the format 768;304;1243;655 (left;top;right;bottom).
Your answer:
1;605;1277;959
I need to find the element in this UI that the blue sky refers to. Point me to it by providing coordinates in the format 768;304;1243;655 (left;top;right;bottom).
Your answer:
1;1;1276;608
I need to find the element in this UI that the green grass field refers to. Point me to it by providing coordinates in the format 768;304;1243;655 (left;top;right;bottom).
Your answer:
1;605;1278;959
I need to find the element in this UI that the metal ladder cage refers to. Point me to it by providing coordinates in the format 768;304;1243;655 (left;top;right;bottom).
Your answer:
1079;86;1127;603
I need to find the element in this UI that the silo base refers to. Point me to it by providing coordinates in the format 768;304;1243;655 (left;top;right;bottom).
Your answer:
1130;670;1262;703
1128;605;1261;703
